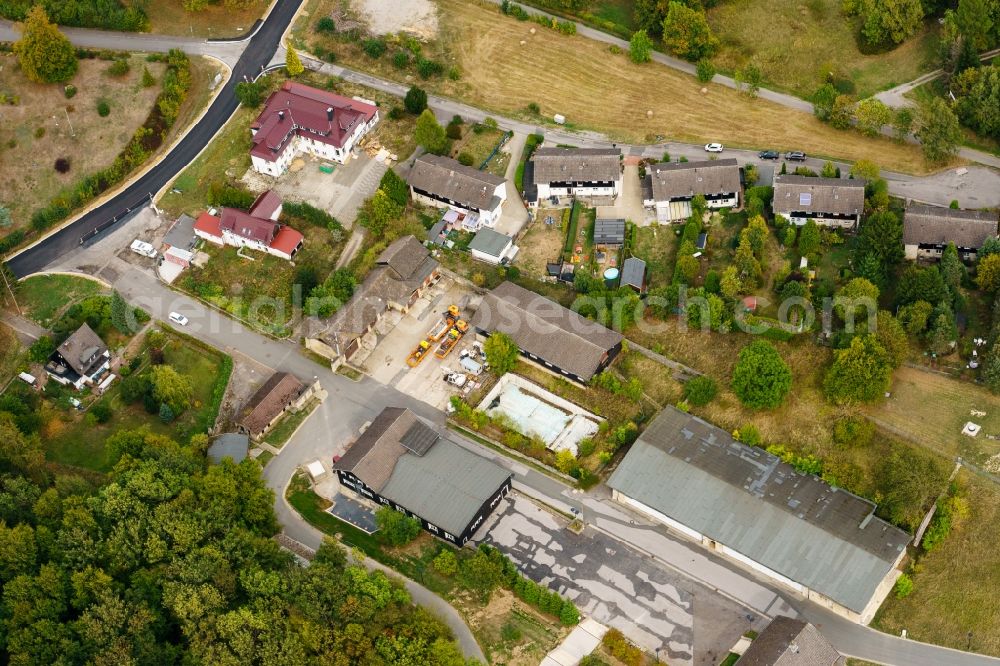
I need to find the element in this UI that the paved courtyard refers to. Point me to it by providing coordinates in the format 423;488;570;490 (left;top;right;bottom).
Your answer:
479;494;758;666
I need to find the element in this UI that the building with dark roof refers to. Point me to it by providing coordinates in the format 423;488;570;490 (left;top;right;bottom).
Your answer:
334;407;512;544
737;617;841;666
249;81;379;176
407;154;507;230
208;433;250;465
470;281;624;383
903;204;998;261
193;190;303;260
529;147;622;204
305;236;440;367
772;175;866;229
608;406;909;624
644;159;742;222
621;257;646;293
593;218;625;247
469;228;517;265
237;371;316;441
44;323;111;390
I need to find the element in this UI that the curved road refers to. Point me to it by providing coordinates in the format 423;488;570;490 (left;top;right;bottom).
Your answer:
2;0;302;279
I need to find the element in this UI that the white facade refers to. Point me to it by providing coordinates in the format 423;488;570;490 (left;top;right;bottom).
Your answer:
410;179;507;230
47;351;110;391
250;111;380;177
471;241;518;265
648;194;739;222
536;179;621;201
776;211;859;229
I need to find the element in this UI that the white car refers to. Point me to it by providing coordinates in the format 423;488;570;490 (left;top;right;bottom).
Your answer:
168;312;189;326
129;239;157;258
704;143;724;153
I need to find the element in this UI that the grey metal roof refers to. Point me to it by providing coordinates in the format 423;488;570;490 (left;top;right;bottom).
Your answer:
530;147;621;185
621;257;646;289
593;218;625;245
407;154;504;211
208;433;249;464
428;220;448;245
380;430;511;536
469;281;623;381
736;617;840;666
903;204;998;248
400;420;439;456
648;159;740;201
469;228;513;257
56;323;108;377
164;214;197;249
608;407;909;613
772;175;865;216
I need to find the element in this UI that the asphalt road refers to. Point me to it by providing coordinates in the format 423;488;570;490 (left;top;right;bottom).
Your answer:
3;0;304;279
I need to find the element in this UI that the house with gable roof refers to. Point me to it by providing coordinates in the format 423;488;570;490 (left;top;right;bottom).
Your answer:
249;81;380;176
193;190;303;261
44;323;111;390
406;154;507;230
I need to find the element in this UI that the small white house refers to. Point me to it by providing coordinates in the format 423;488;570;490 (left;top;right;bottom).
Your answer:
469;228;518;265
406;154;507;230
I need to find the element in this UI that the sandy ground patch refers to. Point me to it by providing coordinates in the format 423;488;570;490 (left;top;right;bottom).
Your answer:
351;0;438;38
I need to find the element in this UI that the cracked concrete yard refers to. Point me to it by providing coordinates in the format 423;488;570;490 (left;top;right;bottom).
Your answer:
479;494;761;666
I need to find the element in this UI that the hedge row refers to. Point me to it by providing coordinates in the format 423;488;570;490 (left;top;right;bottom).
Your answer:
0;0;148;31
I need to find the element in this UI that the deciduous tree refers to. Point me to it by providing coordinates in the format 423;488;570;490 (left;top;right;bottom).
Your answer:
285;44;304;77
797;219;821;256
149;365;193;414
13;6;78;84
731;340;792;409
629;29;653;63
824;334;893;404
859;0;924;46
375;507;421;546
661;2;719;61
916;97;963;163
414;109;448;154
484;332;520;375
855;97;893;136
977;252;1000;292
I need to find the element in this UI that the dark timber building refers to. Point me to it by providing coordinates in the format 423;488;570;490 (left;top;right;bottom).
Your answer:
333;408;512;545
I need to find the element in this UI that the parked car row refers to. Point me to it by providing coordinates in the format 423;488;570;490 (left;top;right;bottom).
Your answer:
704;144;809;162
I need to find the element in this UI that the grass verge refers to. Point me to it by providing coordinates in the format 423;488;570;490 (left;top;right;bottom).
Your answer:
263;398;320;449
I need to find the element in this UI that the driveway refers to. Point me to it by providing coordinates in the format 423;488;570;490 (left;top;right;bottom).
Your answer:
480;494;759;666
596;164;654;226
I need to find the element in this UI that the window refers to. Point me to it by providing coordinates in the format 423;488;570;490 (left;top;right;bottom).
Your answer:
799;192;812;206
427;523;439;534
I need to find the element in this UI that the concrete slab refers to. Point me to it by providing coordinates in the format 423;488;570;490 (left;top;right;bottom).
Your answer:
596;165;656;226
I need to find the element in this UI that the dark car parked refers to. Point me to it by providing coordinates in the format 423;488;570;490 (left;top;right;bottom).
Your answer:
785;151;807;161
758;150;779;160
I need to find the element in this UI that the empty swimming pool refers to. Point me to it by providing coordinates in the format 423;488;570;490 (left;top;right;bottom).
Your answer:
478;374;600;455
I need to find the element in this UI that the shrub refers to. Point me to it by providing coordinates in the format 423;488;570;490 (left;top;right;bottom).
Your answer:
601;629;643;666
106;58;130;76
404;85;427;114
392;51;409;69
375;506;421;546
141;66;155;87
362;38;386;59
315;16;336;33
96;99;110;117
683;375;717;406
387;106;404;120
894;573;914;598
416;58;443;78
447;66;461;80
457;152;475;166
432;549;458;576
63;84;76;98
526;101;541;114
90;403;112;424
696;58;715;83
54;157;70;173
235;79;266;107
34;127;45;138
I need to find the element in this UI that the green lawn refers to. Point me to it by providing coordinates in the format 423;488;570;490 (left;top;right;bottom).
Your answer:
262;398;319;449
453;125;509;175
17;274;103;328
41;331;229;472
633;224;680;288
708;1;940;99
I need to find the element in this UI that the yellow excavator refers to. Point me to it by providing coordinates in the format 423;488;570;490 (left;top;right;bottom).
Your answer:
407;339;433;367
426;305;460;342
435;320;469;359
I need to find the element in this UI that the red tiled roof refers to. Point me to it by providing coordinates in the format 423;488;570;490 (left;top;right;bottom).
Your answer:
220;208;278;244
250;81;378;164
270;226;304;256
194;212;222;239
249;189;282;220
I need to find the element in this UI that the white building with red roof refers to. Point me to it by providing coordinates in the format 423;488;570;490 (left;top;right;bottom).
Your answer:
249;81;380;176
193;190;304;261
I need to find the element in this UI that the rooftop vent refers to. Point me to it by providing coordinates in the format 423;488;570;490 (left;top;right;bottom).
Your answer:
326;106;333;121
278;110;285;121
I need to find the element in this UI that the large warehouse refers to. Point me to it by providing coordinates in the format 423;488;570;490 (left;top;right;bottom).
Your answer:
608;407;910;624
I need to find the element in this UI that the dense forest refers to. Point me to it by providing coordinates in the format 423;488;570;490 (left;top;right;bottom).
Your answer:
0;419;471;664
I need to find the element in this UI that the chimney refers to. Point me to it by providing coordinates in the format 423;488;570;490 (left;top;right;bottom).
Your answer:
326;107;333;121
278;110;285;121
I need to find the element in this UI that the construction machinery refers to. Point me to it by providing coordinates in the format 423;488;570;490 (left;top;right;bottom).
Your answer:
435;320;469;359
426;305;460;342
406;339;433;368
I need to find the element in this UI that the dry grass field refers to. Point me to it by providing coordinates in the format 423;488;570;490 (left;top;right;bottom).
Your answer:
875;471;1000;657
146;0;267;38
441;1;932;173
708;0;940;98
0;54;165;233
864;365;1000;466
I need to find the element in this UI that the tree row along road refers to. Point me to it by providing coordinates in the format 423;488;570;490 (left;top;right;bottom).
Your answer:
0;0;304;279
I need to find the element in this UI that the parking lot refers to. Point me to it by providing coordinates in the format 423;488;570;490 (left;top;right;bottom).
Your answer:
480;495;758;666
359;275;487;410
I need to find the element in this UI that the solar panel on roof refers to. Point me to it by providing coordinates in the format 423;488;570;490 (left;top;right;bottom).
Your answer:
799;192;812;206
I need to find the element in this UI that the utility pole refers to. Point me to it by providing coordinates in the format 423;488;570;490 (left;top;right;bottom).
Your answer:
1;264;21;316
63;107;75;137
